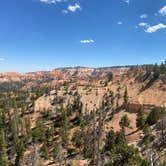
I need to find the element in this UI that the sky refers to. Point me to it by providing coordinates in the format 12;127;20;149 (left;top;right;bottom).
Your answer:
0;0;166;72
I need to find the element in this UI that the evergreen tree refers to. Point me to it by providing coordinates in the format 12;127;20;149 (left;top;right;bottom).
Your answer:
15;139;25;166
104;130;116;152
136;106;145;129
0;130;8;166
32;120;46;143
72;129;84;148
60;107;69;146
103;130;149;166
115;130;125;145
0;110;4;130
123;86;128;105
119;115;130;141
146;107;165;126
41;140;49;160
120;115;130;130
11;114;19;145
25;116;31;135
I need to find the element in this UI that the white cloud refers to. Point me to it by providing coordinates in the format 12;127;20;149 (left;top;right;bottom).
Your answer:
40;0;56;4
80;39;95;44
117;21;123;25
140;14;148;19
123;0;130;5
138;22;149;27
39;0;66;4
159;6;166;16
145;23;166;33
62;3;81;14
62;10;68;14
138;22;166;33
0;58;5;61
68;3;81;12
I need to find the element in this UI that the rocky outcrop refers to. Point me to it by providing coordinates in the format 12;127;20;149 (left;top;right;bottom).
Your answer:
0;66;130;83
126;102;157;113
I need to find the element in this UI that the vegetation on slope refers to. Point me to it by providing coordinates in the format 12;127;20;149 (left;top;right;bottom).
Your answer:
0;64;165;166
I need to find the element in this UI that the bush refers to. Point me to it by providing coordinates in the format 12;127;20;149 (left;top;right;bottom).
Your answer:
146;107;165;126
72;129;84;148
32;121;46;142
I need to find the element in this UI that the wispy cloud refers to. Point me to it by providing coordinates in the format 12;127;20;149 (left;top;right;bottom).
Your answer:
117;21;123;25
123;0;130;5
138;22;149;27
39;0;56;4
39;0;66;5
154;13;158;17
0;58;5;61
159;6;166;16
62;9;68;14
145;24;166;33
80;39;95;44
62;3;81;14
140;14;148;19
138;22;166;33
68;3;81;12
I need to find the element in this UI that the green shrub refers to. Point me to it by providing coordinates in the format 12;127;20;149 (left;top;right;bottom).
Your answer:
146;107;165;126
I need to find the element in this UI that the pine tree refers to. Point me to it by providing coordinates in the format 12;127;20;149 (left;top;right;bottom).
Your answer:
42;140;49;160
60;107;69;146
32;120;46;143
15;139;25;166
136;106;145;129
123;85;128;105
10;113;19;145
120;115;130;130
25;116;31;135
92;108;97;166
104;130;116;152
119;115;130;141
0;130;9;166
0;110;4;130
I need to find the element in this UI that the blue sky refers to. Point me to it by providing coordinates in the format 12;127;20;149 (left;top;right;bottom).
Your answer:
0;0;166;72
